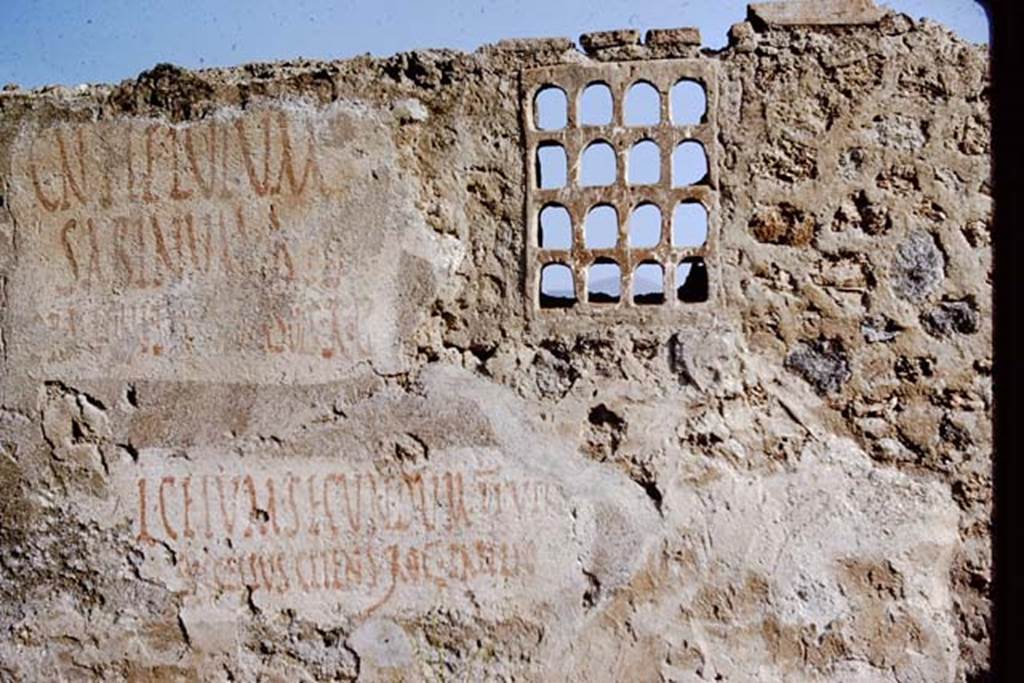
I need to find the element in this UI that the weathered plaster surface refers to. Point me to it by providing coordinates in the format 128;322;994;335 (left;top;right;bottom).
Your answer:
0;1;991;680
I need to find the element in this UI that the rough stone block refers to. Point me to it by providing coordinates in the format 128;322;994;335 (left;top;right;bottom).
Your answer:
749;0;886;26
645;27;702;46
579;29;641;53
489;36;575;53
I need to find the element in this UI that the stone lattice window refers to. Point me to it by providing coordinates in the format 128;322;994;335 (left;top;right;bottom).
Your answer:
523;60;718;313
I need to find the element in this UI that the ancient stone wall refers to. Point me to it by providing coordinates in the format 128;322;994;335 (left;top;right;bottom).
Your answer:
0;1;991;680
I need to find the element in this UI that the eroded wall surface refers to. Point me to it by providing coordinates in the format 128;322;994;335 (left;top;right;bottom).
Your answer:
0;3;991;681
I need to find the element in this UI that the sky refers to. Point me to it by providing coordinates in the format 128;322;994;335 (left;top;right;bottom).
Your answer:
0;0;990;89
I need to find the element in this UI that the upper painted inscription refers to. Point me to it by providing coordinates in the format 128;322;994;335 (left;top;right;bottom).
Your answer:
7;103;424;382
27;111;333;290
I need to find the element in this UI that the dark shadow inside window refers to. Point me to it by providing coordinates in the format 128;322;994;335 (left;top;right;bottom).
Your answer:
677;257;709;303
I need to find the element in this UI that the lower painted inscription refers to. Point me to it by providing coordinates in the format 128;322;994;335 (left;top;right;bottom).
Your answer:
130;459;567;615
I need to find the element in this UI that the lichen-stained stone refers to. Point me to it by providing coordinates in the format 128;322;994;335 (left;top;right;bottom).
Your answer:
0;3;991;681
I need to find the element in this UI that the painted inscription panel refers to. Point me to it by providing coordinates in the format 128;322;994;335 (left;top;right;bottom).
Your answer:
6;102;436;382
119;449;573;619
